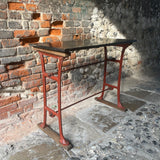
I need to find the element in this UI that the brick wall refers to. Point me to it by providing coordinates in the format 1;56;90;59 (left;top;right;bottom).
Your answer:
0;0;159;124
0;0;97;120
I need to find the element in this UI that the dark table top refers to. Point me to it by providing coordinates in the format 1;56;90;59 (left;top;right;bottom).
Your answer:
33;38;136;54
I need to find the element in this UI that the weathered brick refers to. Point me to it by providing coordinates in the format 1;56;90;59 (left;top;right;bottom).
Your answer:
37;29;49;36
0;31;13;39
0;112;8;120
17;46;32;55
0;48;17;57
8;2;24;10
30;87;39;92
21;54;34;61
24;104;33;112
42;36;60;46
0;65;6;73
0;95;21;107
14;30;36;38
40;21;50;28
25;60;36;68
0;41;2;48
9;12;21;19
50;29;61;35
22;13;32;20
70;53;76;59
26;4;37;12
45;63;57;70
52;21;63;28
0;103;17;113
0;21;7;29
2;39;20;48
9;68;32;79
62;14;70;20
72;7;81;13
18;97;37;108
0;10;7;19
40;84;50;92
23;79;43;89
1;56;21;64
0;3;7;10
30;21;39;29
43;14;52;20
10;107;23;116
31;66;42;73
62;28;76;34
0;73;8;81
9;21;22;29
1;79;21;87
78;57;85;63
65;21;74;27
21;74;41;82
62;60;71;67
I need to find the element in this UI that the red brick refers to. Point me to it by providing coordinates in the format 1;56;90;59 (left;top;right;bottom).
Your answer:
24;104;33;112
51;21;63;28
30;87;39;92
14;30;36;38
62;60;71;67
50;29;61;36
0;103;17;113
62;14;70;20
26;4;37;12
62;79;72;86
72;7;81;13
40;21;50;28
10;107;23;116
40;84;50;92
0;73;9;82
0;95;21;107
21;74;41;82
23;79;43;89
70;53;76;59
43;14;52;20
18;97;37;108
0;112;8;120
9;68;31;79
8;2;24;10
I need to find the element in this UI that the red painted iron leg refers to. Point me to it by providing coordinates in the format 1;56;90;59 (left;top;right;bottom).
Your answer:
57;57;69;146
117;46;127;110
40;53;47;128
98;46;108;100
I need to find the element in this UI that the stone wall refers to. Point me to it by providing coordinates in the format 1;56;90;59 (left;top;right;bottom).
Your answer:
0;0;159;123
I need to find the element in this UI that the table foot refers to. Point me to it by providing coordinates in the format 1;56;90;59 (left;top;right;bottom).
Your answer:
38;123;72;150
95;97;127;112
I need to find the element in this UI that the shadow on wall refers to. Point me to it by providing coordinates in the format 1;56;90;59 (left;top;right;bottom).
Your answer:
92;0;160;73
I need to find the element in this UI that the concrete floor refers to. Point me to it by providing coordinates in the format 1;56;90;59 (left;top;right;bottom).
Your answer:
1;69;160;160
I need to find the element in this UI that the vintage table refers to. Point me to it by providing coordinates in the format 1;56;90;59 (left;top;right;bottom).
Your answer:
33;38;136;150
